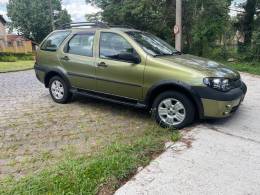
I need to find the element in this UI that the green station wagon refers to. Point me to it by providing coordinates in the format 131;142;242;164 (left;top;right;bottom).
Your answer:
34;22;247;129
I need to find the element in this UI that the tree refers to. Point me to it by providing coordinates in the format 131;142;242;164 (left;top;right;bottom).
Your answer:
54;9;71;29
7;0;71;43
241;0;257;46
86;0;175;43
86;0;231;56
252;1;260;60
185;0;232;56
85;12;102;22
235;0;258;55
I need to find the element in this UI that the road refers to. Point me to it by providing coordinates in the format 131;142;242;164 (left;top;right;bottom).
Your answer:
116;73;260;195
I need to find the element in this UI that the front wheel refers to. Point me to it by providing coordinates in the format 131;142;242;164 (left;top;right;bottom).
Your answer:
152;91;195;129
49;76;72;104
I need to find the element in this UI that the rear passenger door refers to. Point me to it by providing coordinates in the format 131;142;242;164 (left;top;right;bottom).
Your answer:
59;32;96;91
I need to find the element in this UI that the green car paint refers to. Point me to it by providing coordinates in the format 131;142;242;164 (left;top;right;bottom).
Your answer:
35;26;247;126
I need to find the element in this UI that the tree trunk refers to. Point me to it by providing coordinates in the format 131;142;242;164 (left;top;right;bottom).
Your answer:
243;0;257;46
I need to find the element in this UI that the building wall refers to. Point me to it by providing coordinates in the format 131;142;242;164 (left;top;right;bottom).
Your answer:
0;40;33;53
0;22;7;51
0;21;33;54
0;22;7;41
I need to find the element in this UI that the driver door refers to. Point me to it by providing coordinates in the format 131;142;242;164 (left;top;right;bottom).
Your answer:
96;32;145;100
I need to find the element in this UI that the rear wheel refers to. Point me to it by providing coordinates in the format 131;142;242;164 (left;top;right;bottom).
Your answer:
49;76;72;104
152;91;195;129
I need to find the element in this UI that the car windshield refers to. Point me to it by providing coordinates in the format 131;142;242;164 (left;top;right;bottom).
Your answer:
126;31;179;57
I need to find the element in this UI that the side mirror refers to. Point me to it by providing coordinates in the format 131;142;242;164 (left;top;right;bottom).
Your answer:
118;53;141;64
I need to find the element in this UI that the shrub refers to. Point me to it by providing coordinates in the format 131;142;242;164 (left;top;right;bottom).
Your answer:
207;47;223;60
19;55;34;61
0;55;17;62
0;53;34;61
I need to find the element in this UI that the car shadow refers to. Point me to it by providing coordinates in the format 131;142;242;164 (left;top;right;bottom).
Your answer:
71;94;241;130
72;94;151;119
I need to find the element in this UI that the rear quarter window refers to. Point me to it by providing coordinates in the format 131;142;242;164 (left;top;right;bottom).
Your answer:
41;31;70;51
64;32;94;57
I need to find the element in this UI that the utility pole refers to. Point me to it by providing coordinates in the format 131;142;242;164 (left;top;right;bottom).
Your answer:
48;0;55;31
175;0;182;51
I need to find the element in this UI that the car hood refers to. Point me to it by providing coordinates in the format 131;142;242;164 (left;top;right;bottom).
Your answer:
157;54;240;80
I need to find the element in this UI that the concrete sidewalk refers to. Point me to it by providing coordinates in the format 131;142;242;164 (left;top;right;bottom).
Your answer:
116;73;260;195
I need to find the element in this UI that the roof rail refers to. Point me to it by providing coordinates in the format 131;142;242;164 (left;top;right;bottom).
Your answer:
61;22;109;29
109;24;133;29
59;22;135;30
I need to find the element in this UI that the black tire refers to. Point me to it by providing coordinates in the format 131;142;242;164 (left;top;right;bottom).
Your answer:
152;91;195;129
49;76;72;104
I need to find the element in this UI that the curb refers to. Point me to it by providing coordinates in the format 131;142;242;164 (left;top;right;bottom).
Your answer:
0;68;34;74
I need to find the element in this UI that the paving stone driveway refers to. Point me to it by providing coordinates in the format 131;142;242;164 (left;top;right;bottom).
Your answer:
0;70;152;180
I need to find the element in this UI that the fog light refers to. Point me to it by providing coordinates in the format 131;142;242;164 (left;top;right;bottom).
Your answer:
226;104;232;109
224;111;230;115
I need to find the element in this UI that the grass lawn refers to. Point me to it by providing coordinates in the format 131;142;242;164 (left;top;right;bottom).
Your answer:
0;60;35;73
0;125;181;195
225;61;260;76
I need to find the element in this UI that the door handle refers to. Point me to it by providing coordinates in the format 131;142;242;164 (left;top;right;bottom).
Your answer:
60;56;70;61
97;62;108;68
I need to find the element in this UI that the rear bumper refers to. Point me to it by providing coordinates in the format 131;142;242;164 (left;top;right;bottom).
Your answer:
193;82;247;118
34;63;46;84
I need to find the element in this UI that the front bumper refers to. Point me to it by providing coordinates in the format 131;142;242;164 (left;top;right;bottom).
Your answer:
194;82;247;118
201;97;243;118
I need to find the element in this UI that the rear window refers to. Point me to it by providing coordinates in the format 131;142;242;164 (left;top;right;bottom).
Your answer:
41;31;70;51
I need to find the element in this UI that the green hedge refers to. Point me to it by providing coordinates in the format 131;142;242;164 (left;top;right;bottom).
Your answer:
0;53;34;62
0;55;17;62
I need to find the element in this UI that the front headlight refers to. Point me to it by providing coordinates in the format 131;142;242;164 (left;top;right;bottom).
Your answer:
203;77;231;92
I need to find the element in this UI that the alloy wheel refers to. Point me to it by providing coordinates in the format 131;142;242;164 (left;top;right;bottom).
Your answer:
51;80;64;100
158;98;186;126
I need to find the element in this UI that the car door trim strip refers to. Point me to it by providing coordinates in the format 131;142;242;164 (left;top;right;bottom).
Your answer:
68;72;143;88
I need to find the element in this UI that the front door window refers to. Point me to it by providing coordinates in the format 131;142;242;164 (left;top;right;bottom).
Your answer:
100;32;135;62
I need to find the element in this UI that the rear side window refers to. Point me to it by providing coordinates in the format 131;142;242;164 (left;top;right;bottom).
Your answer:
41;31;70;51
65;33;94;57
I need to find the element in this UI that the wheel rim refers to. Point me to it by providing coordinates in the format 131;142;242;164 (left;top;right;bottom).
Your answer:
158;98;186;126
51;80;64;100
